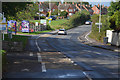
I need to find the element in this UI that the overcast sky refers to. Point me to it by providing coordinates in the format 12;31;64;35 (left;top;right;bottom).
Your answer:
38;0;117;6
39;0;116;2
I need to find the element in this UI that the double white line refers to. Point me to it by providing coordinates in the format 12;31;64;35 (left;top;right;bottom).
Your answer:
36;36;46;72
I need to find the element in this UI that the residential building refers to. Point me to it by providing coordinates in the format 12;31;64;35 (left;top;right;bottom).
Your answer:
58;2;77;16
92;4;108;15
76;3;93;15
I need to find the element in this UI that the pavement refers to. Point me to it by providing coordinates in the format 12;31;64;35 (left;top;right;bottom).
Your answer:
78;31;120;52
3;25;119;79
17;29;120;52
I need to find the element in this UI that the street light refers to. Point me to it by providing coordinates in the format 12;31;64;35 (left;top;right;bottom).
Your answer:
99;0;101;33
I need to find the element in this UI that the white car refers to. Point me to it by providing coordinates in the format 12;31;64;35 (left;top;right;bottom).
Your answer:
85;21;91;25
58;29;67;35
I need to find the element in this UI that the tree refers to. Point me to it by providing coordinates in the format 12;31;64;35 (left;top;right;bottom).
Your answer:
51;9;61;15
2;2;32;20
60;11;68;18
107;1;120;16
15;3;39;21
109;11;120;31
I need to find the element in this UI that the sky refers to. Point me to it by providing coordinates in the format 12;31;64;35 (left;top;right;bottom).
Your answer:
38;0;117;6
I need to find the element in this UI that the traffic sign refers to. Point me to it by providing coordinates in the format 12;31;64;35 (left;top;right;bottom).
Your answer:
95;23;102;25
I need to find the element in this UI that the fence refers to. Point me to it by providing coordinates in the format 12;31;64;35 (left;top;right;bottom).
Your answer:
17;22;47;32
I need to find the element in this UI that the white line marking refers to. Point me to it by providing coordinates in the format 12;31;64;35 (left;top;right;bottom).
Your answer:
71;61;74;63
94;52;101;54
42;63;46;72
37;53;42;62
85;31;92;43
36;36;41;52
83;72;92;80
29;52;33;56
36;36;47;72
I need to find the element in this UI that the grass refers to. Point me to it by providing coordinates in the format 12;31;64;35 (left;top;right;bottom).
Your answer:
29;20;40;23
29;19;70;30
50;19;69;29
3;34;29;48
17;30;52;35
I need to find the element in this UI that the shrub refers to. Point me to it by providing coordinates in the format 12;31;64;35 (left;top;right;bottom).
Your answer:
90;14;111;42
109;11;120;31
60;11;68;18
68;10;90;27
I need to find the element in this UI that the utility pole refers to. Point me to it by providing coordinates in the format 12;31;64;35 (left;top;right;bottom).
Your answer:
39;2;41;31
99;0;101;33
80;0;82;13
49;0;51;17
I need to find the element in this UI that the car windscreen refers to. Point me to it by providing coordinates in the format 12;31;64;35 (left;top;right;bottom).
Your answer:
59;29;65;31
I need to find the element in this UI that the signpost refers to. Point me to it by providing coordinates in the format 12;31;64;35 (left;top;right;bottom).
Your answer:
40;19;47;25
0;12;7;40
21;20;29;32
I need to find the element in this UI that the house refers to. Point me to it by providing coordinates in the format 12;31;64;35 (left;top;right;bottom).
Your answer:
50;3;58;12
39;2;49;16
38;2;58;16
76;3;93;15
58;2;77;16
92;4;108;15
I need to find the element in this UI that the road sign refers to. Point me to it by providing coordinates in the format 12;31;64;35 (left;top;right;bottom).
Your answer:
95;23;102;25
35;22;38;26
0;23;7;30
0;17;7;30
40;19;46;25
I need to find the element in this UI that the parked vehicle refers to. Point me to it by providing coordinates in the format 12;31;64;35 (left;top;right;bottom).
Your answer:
58;29;67;35
48;16;56;20
85;21;91;25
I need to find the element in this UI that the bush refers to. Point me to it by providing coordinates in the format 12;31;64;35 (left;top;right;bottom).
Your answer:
90;14;111;42
68;10;90;27
109;11;120;31
60;11;68;18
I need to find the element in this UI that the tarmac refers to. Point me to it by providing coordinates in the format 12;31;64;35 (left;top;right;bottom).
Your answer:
78;31;120;52
16;30;120;52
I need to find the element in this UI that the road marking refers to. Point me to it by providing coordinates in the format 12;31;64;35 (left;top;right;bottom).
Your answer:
83;72;92;80
37;53;42;62
71;61;74;63
85;31;92;43
36;36;47;72
29;52;33;56
94;52;101;55
42;63;46;72
35;37;41;52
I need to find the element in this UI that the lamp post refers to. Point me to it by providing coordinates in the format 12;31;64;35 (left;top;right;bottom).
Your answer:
99;0;101;33
80;0;82;13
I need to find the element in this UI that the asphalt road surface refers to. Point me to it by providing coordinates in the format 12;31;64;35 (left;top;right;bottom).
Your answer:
3;25;119;80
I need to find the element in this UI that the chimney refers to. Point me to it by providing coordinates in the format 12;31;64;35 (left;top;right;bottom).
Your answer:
98;4;100;7
59;2;61;5
102;4;104;8
72;2;74;5
65;2;67;4
78;4;81;6
40;2;42;4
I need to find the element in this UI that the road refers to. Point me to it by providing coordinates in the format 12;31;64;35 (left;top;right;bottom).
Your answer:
3;25;119;80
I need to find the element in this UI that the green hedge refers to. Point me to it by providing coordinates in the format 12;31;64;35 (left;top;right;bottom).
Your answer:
68;10;90;28
89;14;111;42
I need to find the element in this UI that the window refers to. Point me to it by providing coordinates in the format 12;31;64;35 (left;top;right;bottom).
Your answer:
69;13;73;15
74;9;76;11
53;9;55;12
69;9;73;12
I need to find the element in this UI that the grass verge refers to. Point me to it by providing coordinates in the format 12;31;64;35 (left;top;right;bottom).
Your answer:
3;34;29;49
17;30;52;35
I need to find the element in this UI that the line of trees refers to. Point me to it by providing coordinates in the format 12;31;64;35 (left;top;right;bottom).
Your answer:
108;1;120;32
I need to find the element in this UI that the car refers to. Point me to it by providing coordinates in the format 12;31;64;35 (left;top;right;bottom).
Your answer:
58;29;67;35
85;21;91;25
48;16;56;20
